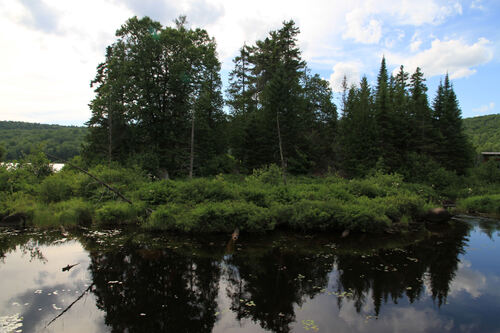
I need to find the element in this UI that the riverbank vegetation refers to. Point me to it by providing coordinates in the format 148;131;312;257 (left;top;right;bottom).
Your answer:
1;16;499;232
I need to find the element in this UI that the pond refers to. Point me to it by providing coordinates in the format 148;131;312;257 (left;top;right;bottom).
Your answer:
0;216;499;333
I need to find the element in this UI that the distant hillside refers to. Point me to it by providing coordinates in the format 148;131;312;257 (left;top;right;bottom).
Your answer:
463;114;500;153
0;121;87;161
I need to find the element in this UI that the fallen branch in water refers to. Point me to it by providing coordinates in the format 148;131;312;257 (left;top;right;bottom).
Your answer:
45;283;95;328
62;263;79;272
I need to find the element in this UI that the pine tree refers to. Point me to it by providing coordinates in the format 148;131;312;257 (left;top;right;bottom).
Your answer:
339;77;378;177
390;65;412;171
374;57;398;171
408;67;435;156
432;74;472;173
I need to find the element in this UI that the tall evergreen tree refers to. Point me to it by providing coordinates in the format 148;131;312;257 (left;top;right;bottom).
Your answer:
408;67;435;156
390;65;412;171
340;77;378;177
432;74;472;173
374;57;398;171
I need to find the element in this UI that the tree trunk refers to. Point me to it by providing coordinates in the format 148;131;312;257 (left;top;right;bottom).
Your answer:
108;111;112;165
189;111;195;179
276;111;287;186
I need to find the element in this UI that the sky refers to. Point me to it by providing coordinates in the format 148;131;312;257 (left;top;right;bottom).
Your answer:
0;0;499;126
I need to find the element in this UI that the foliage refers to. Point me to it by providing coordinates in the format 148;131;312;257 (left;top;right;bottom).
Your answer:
456;194;500;217
0;121;86;162
33;199;93;228
95;201;144;225
463;113;500;153
84;16;226;178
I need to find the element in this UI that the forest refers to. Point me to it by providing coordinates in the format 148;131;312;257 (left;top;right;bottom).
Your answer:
0;16;499;232
0;121;86;161
463;114;500;153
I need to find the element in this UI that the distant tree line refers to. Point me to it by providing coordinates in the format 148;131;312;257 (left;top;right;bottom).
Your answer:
463;114;500;153
82;16;472;180
0;121;86;162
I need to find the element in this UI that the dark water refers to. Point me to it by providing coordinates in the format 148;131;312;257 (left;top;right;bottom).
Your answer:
1;216;499;333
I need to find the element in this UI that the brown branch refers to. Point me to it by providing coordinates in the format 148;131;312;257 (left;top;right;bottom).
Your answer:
45;283;95;328
46;153;133;205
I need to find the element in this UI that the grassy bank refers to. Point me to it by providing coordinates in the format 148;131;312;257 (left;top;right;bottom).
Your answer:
1;161;498;233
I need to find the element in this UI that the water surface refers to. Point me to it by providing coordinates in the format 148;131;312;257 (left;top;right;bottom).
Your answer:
1;216;499;333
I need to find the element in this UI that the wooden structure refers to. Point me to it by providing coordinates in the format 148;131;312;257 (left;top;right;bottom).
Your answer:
481;152;500;163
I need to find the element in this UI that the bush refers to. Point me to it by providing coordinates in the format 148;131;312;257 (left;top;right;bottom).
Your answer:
457;194;500;217
77;164;147;202
472;159;500;184
38;172;79;203
137;180;179;205
146;203;186;230
147;201;273;233
177;178;237;203
95;201;143;225
33;199;93;228
245;164;284;186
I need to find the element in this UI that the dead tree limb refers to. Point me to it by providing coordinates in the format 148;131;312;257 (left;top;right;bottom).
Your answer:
45;283;95;328
46;153;133;205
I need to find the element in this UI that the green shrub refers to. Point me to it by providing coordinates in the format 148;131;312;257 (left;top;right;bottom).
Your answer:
146;203;186;230
77;164;147;202
137;180;179;205
472;159;500;183
38;172;77;203
245;164;283;185
32;199;93;228
289;200;343;230
147;201;273;233
95;201;142;225
457;194;500;217
178;178;236;203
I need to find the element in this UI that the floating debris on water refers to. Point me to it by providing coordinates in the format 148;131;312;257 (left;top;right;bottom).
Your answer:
108;281;122;285
302;319;319;331
0;313;23;332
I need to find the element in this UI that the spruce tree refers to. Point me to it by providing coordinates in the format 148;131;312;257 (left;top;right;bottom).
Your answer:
339;77;378;177
408;67;435;156
432;74;472;173
374;57;398;171
391;65;412;172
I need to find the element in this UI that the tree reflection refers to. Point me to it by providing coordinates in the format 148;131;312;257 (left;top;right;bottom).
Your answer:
335;222;471;314
87;242;222;333
224;239;335;333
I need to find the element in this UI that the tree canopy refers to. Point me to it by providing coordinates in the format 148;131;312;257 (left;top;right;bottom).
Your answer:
79;16;473;179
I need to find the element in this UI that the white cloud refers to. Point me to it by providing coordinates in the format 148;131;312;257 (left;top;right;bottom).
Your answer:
343;8;383;44
387;38;493;79
0;0;489;125
329;62;362;92
341;0;462;44
472;102;495;116
449;260;486;299
410;40;422;52
410;32;422;52
471;0;485;10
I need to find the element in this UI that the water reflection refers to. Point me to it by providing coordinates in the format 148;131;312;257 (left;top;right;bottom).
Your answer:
84;234;222;333
1;218;499;333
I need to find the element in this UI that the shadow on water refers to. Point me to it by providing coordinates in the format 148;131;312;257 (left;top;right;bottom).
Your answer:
1;217;498;332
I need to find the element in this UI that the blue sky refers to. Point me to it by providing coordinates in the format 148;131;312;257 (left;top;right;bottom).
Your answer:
0;0;498;126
